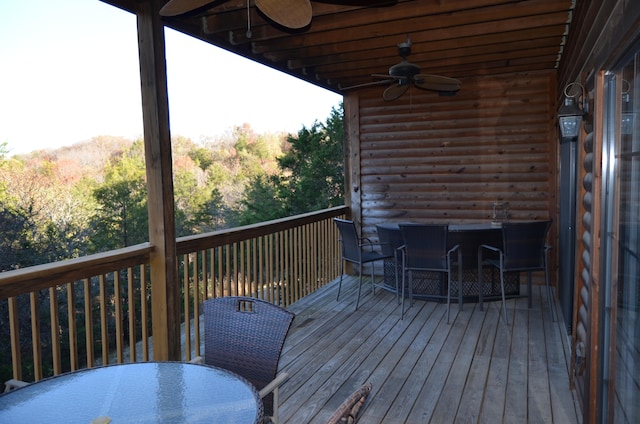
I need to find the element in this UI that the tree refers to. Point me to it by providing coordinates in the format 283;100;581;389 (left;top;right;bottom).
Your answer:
90;152;148;250
234;174;284;226
276;104;344;215
235;104;345;224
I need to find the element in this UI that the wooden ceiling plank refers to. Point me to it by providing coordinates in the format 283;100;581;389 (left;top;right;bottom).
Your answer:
313;41;562;77
245;0;570;50
254;10;569;65
202;0;515;38
326;48;561;83
287;27;565;69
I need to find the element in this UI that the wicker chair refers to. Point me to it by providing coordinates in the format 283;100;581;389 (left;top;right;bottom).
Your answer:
334;219;392;310
478;220;553;325
196;296;295;424
326;383;372;424
399;224;462;322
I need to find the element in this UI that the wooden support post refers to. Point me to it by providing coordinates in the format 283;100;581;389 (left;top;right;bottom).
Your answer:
136;0;181;361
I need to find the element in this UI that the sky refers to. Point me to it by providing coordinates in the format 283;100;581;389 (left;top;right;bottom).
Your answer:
0;0;342;155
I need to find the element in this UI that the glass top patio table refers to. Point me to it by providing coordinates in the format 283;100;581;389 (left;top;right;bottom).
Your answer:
0;361;263;424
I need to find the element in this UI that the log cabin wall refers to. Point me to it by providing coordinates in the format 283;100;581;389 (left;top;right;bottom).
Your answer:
345;70;558;250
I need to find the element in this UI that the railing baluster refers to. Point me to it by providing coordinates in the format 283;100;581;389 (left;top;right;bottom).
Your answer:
67;282;78;371
128;268;136;362
8;297;21;380
140;266;149;362
99;274;108;365
49;287;61;375
83;278;94;368
30;292;42;381
114;272;123;363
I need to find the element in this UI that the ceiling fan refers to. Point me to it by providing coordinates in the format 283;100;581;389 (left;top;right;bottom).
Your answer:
159;0;396;30
342;37;462;101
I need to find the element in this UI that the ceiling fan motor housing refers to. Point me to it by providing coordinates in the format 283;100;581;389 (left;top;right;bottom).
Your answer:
389;60;420;78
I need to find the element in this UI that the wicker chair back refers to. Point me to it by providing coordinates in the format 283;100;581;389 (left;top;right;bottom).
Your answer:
203;296;295;417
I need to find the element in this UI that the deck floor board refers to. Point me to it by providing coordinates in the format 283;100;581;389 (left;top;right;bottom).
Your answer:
279;276;581;424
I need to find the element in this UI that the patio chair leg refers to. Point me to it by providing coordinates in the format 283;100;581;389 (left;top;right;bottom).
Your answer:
527;271;533;309
394;258;400;305
337;261;344;301
355;273;363;310
457;251;463;312
371;263;376;295
447;272;451;324
500;270;509;325
477;248;484;311
401;269;409;319
545;261;556;322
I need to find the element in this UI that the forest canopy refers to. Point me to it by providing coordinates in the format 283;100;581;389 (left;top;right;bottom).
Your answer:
0;104;344;272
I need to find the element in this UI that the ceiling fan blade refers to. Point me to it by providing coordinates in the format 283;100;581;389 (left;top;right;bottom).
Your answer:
159;0;215;16
340;79;395;91
414;74;461;92
372;73;395;80
256;0;312;29
383;83;409;101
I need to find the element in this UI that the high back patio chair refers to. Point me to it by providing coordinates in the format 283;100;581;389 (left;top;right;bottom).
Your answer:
478;220;553;325
334;218;392;310
325;383;372;424
200;296;295;424
399;224;461;322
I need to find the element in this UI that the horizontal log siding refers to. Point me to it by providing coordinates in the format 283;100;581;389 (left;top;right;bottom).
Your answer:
353;71;556;239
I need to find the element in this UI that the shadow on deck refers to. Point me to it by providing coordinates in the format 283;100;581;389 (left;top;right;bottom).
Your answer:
279;275;582;423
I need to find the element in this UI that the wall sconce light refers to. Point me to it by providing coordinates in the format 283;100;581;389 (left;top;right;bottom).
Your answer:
558;82;588;139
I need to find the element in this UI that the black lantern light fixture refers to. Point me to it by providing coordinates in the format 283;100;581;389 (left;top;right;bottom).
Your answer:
558;82;587;139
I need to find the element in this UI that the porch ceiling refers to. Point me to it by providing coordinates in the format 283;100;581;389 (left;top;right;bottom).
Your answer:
104;0;574;94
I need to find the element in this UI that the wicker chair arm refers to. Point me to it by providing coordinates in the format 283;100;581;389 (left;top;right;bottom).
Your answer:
258;372;289;399
4;379;29;393
189;356;204;365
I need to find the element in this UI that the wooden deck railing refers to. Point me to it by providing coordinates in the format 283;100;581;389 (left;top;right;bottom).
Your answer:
0;206;347;386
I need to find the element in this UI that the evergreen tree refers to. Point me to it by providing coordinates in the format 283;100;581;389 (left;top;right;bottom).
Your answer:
235;104;345;224
234;174;284;226
90;152;148;250
276;104;344;215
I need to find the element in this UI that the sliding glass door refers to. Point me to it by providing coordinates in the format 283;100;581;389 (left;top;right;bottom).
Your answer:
601;48;640;423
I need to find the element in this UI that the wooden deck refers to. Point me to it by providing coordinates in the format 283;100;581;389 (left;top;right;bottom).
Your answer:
279;276;582;423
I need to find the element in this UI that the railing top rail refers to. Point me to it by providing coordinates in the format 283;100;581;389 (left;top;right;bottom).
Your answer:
176;206;347;254
0;206;348;299
0;243;153;299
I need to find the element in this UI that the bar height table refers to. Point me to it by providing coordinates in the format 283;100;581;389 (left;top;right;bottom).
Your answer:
376;222;519;303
